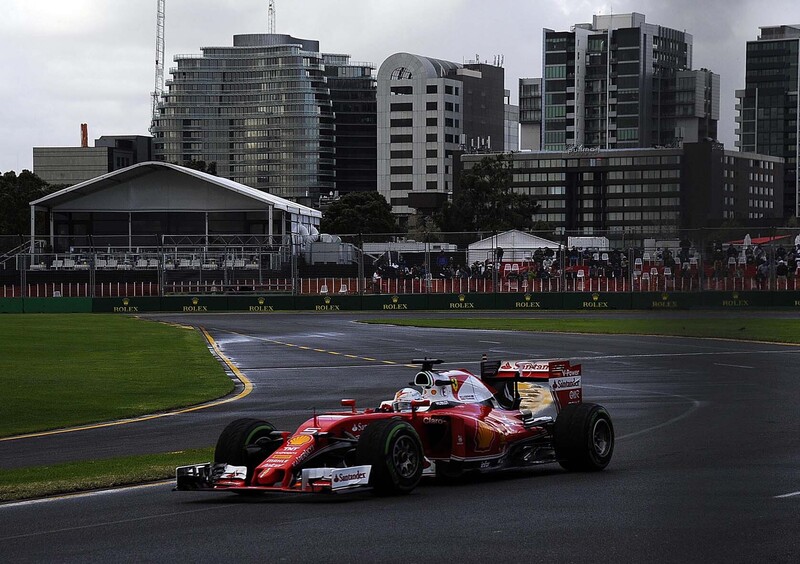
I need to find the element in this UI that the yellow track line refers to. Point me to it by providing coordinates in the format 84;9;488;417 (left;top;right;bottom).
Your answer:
0;328;252;443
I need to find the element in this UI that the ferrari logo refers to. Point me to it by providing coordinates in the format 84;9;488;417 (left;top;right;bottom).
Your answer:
450;377;462;395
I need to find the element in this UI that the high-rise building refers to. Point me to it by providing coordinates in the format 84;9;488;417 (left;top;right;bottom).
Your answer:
323;54;377;198
529;13;718;151
376;53;506;222
735;25;800;218
152;34;374;207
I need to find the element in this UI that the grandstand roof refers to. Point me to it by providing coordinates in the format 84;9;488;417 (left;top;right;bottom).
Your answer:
30;161;321;219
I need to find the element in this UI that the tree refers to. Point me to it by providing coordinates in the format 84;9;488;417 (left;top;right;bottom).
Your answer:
0;170;53;238
320;191;399;237
434;154;539;234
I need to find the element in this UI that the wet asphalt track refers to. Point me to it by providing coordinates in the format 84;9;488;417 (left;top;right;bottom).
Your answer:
1;311;799;563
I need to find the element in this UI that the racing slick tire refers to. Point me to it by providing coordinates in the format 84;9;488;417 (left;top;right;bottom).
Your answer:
356;418;423;495
214;418;279;481
553;403;614;471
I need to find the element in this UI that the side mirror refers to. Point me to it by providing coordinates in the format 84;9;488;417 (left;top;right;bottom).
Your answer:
341;398;357;413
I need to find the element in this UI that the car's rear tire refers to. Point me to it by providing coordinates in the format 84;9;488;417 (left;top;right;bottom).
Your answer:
356;418;423;495
214;418;279;481
554;403;614;471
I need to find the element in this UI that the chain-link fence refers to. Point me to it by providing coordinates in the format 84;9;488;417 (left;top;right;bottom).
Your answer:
3;227;800;297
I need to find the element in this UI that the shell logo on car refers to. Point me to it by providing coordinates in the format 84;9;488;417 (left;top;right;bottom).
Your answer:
287;435;313;447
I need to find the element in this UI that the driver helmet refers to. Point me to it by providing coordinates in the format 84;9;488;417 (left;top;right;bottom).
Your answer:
393;387;423;412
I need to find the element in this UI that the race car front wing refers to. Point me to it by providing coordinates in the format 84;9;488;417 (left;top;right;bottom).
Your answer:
175;463;372;494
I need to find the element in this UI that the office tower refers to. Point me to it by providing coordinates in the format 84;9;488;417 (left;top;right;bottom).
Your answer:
376;53;506;221
736;25;800;218
152;34;372;207
533;13;718;151
323;54;377;198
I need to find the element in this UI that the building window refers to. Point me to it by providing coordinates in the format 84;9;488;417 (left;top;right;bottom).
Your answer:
426;85;438;94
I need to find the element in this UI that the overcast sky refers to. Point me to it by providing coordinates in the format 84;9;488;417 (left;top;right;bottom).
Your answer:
1;0;798;173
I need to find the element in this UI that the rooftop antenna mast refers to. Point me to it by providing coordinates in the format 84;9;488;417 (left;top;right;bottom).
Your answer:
150;0;166;130
268;0;276;34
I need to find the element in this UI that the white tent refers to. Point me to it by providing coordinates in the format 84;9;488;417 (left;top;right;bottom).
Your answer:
467;230;561;264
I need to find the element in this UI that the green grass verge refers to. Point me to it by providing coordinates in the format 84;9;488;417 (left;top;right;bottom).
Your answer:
0;314;233;437
0;448;214;502
364;317;800;344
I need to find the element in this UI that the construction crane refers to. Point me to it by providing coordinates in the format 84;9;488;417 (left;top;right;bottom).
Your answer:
268;0;276;34
150;0;166;128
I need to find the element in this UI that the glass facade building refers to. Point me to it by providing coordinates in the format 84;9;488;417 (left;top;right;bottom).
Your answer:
531;13;718;152
735;25;800;218
152;34;373;208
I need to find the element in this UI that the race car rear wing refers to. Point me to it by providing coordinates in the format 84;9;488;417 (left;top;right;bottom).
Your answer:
480;358;582;411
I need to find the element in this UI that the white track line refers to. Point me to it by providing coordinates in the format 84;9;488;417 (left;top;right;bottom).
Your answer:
774;491;800;499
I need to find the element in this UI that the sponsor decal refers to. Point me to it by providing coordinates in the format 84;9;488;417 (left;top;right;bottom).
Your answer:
722;292;749;307
219;465;247;480
450;377;462;395
383;295;409;310
330;466;371;490
430;389;437;395
651;293;678;308
287;435;313;447
449;294;475;309
351;422;367;433
268;453;292;460
516;361;550;372
423;416;448;425
457;434;464;445
249;296;274;312
291;446;315;467
582;293;608;309
182;297;208;312
113;297;139;313
552;377;581;390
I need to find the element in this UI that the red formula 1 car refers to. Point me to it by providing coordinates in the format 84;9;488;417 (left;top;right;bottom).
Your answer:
176;357;614;496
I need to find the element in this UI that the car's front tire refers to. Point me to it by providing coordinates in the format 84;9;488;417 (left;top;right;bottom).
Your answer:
214;418;279;482
356;418;423;495
554;403;614;471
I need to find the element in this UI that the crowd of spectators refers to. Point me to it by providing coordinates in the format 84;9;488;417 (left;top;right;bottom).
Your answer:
370;238;800;289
